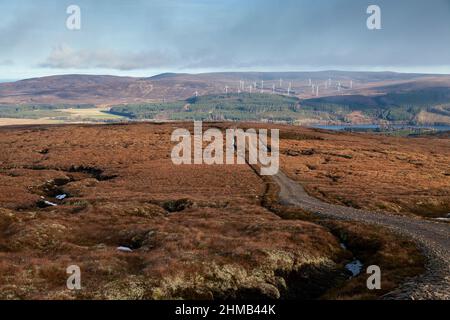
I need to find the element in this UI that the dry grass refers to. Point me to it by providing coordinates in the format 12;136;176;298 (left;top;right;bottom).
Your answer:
0;122;344;300
320;221;425;300
0;122;435;299
0;118;64;126
275;125;450;218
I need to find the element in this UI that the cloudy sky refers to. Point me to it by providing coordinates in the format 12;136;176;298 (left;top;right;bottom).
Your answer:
1;0;450;79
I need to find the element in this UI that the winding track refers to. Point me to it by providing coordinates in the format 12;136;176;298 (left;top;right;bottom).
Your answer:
272;171;450;300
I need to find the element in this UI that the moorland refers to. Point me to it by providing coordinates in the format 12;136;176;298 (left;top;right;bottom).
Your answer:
0;122;448;299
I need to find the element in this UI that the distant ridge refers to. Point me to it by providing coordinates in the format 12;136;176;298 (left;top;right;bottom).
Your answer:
0;71;449;105
148;72;189;80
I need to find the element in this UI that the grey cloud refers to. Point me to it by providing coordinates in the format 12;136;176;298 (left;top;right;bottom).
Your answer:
132;0;450;69
18;0;450;73
40;44;177;70
0;2;57;54
0;59;14;66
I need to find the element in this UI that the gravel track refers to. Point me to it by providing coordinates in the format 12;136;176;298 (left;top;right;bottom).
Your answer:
272;171;450;300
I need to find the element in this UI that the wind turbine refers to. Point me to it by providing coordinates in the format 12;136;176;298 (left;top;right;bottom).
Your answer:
309;79;312;86
272;84;275;94
279;79;283;87
225;86;229;94
261;80;264;93
350;80;353;89
316;85;319;97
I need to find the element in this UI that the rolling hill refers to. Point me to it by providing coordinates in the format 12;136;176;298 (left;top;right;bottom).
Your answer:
1;71;450;125
0;71;448;105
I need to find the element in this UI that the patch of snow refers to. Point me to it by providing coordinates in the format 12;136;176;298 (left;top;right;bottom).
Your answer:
117;246;133;253
434;218;450;222
345;260;363;277
56;194;67;200
44;201;58;207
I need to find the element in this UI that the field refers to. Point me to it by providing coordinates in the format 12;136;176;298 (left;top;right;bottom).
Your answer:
0;118;64;126
0;122;436;299
0;106;125;126
57;107;125;121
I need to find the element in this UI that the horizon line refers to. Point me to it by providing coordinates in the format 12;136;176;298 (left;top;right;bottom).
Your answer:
4;69;450;82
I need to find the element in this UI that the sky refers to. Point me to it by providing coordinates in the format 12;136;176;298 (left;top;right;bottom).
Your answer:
1;0;450;80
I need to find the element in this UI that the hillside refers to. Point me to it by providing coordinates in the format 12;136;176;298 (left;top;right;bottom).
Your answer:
109;90;450;125
0;71;448;105
1;72;450;125
109;93;301;122
0;122;434;299
301;87;450;124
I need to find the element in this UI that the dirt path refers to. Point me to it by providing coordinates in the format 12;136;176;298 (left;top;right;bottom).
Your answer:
272;171;450;300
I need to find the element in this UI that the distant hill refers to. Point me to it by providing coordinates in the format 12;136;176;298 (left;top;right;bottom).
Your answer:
1;71;450;125
1;71;449;105
109;93;301;122
302;87;450;124
109;90;450;125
